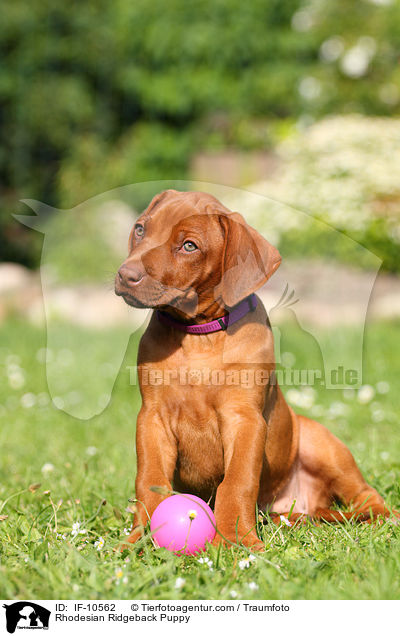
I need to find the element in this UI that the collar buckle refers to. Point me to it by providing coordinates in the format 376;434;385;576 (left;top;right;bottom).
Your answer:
217;317;228;331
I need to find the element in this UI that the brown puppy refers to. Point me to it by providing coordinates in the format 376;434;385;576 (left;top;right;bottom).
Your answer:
115;189;397;550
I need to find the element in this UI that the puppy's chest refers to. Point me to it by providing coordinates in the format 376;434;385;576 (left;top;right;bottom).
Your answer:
166;386;220;443
170;391;224;489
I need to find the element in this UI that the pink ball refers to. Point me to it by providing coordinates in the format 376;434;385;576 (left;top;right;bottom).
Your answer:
150;494;216;555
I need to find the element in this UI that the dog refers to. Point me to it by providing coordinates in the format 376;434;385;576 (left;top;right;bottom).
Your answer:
115;189;397;550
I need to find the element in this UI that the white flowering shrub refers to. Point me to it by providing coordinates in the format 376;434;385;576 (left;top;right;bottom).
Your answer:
229;116;400;271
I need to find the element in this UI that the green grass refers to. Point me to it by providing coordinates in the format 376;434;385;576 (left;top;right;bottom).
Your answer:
0;318;400;600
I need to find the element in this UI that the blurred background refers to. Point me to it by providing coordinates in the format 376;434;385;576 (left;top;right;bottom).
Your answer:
1;0;400;273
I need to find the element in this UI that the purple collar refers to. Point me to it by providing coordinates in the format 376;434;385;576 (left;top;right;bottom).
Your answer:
156;294;257;335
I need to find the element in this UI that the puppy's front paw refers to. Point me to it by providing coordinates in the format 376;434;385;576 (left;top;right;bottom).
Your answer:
239;533;265;552
212;532;264;552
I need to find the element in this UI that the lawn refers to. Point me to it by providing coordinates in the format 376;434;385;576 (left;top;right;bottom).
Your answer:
0;317;399;600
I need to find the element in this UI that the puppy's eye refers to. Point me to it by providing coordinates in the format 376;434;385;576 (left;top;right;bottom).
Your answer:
134;224;144;238
182;240;198;253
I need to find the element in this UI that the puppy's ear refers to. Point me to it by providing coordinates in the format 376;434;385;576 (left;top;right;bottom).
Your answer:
215;212;281;308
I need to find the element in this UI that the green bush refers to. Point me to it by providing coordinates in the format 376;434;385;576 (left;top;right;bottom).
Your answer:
2;0;400;266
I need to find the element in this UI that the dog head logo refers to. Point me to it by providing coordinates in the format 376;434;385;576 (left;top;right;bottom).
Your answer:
14;181;381;419
3;602;50;633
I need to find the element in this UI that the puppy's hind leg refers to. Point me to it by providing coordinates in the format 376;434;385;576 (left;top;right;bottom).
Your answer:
299;415;399;524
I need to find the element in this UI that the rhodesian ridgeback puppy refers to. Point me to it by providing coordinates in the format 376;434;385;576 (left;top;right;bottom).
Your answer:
115;189;397;550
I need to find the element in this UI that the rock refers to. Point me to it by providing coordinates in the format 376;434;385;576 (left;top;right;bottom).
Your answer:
0;263;42;325
0;263;34;294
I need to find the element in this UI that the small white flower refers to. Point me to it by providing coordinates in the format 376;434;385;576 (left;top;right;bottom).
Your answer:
198;556;212;566
238;555;256;570
230;590;238;598
376;381;390;394
37;392;50;407
286;388;314;410
71;522;86;537
174;577;185;589
94;536;105;551
341;44;372;79
21;393;36;409
371;406;385;423
86;446;98;457
41;463;55;474
53;396;65;410
298;76;321;101
280;515;292;527
281;352;296;368
329;401;349;417
248;582;259;591
358;385;375;404
319;36;344;63
123;527;130;536
122;576;128;584
291;9;313;32
286;389;301;405
71;522;80;537
8;371;25;390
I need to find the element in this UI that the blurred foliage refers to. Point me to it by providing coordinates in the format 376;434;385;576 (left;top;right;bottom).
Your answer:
1;0;400;268
237;115;400;272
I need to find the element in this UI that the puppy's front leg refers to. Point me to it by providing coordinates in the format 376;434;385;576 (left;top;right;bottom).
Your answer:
127;407;177;545
214;406;266;550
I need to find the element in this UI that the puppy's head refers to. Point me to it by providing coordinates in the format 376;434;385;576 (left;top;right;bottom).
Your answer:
115;190;281;315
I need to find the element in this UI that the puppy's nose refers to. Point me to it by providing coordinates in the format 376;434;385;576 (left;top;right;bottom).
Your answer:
118;264;144;286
